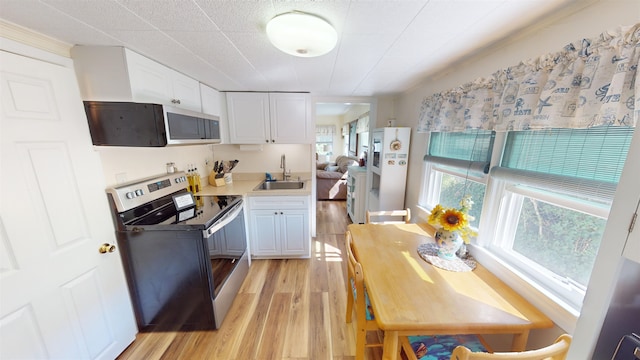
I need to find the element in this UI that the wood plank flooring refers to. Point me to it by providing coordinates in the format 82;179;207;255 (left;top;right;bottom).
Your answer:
117;200;383;360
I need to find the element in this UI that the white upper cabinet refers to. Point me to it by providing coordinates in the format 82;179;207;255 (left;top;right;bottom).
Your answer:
200;83;230;143
199;83;222;117
71;46;201;112
226;92;312;144
226;92;270;144
269;92;312;144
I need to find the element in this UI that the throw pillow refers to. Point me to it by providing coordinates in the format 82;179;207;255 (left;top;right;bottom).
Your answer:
325;165;340;172
336;155;358;173
316;161;329;170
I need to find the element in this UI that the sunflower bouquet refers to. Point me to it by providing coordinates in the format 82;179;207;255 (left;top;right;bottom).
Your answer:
427;195;477;244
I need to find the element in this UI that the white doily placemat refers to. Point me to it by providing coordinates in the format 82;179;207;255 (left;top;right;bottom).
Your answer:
417;243;477;272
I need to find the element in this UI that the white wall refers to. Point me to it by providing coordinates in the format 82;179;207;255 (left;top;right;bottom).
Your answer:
97;143;312;186
374;96;397;128
389;0;639;355
343;104;370;123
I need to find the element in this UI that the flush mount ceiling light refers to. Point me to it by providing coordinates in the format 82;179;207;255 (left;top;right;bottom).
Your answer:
266;12;337;57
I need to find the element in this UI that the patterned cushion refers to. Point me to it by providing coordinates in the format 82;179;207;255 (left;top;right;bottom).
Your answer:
335;155;358;173
350;278;374;320
407;334;488;360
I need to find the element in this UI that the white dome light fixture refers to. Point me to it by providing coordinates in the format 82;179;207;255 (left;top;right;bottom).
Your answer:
266;12;337;57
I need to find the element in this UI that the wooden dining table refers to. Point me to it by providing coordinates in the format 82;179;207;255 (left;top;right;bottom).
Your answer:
347;223;553;360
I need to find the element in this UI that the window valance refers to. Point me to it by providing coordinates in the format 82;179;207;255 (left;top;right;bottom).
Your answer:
417;23;640;133
316;125;336;136
356;114;369;133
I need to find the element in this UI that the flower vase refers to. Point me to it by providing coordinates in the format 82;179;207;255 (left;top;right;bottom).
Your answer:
435;229;463;260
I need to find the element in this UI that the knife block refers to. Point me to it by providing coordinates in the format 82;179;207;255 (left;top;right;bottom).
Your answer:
209;172;226;187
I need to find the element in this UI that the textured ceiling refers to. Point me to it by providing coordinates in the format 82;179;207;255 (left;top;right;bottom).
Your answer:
1;0;584;98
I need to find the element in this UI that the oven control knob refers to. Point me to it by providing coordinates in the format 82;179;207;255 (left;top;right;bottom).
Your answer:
135;189;143;196
126;192;135;199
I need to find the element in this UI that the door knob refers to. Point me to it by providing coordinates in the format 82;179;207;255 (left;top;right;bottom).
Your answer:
99;243;116;254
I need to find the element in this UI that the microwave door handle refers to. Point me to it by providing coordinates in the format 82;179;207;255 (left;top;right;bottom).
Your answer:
203;201;243;238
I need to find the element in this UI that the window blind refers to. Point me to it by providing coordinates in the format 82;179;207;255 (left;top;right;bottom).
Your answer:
495;126;635;203
424;130;495;174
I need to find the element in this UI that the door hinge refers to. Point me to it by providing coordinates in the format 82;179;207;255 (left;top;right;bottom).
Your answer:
629;212;638;233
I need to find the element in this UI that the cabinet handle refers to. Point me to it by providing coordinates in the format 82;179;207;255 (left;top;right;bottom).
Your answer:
271;139;275;143
274;212;278;215
280;212;283;215
265;139;269;143
171;99;181;104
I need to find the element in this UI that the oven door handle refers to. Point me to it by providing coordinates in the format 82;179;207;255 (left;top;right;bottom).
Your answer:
203;200;243;238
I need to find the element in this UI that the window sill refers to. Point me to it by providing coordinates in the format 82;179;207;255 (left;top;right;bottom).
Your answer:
469;245;579;333
415;204;431;220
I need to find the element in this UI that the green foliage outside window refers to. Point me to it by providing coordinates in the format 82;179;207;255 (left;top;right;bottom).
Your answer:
513;198;605;287
438;173;485;228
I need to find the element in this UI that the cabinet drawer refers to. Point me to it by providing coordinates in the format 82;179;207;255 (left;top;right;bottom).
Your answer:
249;196;309;210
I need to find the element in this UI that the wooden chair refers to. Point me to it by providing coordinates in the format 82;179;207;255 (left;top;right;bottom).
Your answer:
401;334;491;360
345;231;383;360
365;208;411;224
450;334;572;360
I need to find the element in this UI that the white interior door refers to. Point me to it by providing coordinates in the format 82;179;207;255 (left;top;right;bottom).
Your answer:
0;50;136;359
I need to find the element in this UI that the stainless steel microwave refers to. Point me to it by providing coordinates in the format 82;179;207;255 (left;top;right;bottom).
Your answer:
83;101;221;147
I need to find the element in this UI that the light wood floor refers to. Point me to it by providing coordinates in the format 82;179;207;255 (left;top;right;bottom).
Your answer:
117;200;383;360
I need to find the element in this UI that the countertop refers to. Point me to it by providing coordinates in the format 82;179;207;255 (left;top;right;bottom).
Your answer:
195;179;312;197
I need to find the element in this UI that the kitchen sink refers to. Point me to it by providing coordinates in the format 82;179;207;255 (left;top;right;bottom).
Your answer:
254;180;305;191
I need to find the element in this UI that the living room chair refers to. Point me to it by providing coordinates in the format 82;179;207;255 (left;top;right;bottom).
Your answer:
366;208;411;224
345;231;383;360
450;334;572;360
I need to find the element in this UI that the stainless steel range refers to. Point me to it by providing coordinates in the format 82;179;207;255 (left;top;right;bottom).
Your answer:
106;172;248;331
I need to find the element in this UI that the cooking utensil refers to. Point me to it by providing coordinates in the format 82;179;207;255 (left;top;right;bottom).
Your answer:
215;160;224;178
228;159;239;172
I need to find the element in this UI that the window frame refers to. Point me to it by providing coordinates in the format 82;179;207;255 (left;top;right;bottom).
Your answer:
486;182;610;311
420;165;487;228
315;125;336;161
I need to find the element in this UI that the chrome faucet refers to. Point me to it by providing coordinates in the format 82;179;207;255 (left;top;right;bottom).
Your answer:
280;154;291;181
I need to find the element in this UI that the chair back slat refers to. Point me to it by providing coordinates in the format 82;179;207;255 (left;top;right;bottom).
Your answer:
366;208;411;224
450;334;572;360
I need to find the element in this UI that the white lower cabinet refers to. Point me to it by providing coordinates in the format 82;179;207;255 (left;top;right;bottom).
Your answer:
248;195;310;258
